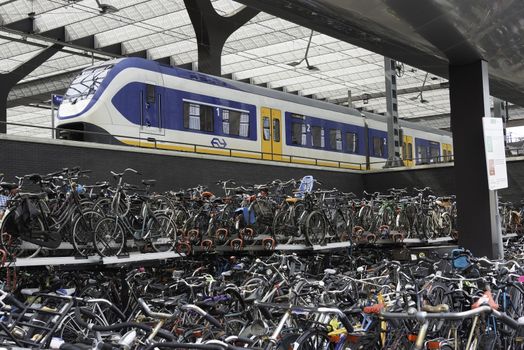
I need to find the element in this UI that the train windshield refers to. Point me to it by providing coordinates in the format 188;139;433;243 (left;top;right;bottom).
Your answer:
64;64;113;101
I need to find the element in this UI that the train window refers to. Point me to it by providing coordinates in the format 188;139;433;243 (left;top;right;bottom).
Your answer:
373;137;385;157
273;119;280;142
263;117;270;140
64;64;113;100
345;132;358;153
146;84;155;104
222;109;249;137
329;129;342;151
183;102;214;132
291;122;306;145
416;145;428;164
429;144;440;163
311;126;324;148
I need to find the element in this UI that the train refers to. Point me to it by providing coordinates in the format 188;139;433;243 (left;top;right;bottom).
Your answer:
56;57;453;170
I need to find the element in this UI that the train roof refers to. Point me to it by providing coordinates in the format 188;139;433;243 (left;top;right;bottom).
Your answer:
104;58;452;137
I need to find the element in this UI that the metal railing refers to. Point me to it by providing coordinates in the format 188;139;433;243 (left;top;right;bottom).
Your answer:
0;121;365;170
2;121;480;170
367;154;455;168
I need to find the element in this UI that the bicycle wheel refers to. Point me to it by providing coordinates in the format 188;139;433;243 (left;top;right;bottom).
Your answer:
272;210;291;244
0;210;43;258
305;211;326;246
358;205;373;231
72;210;103;257
93;217;126;257
148;212;177;252
293;328;333;350
249;200;273;235
58;309;108;344
291;203;306;237
332;210;348;241
395;211;411;238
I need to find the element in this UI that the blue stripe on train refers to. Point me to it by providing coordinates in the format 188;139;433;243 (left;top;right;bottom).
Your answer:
283;112;368;156
111;82;258;141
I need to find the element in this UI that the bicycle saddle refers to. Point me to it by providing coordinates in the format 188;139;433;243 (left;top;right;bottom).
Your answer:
19;192;47;199
422;304;450;313
142;179;156;186
0;182;18;191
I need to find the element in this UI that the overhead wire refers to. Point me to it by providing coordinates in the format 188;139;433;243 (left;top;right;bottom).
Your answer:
2;0;450;121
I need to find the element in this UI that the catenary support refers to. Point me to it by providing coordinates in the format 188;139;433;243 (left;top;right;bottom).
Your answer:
449;60;503;259
384;57;403;167
184;0;259;76
0;44;62;134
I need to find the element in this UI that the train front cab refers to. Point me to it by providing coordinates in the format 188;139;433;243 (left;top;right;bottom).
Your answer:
261;107;283;161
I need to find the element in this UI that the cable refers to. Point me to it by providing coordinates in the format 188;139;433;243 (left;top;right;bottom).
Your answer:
2;0;448;119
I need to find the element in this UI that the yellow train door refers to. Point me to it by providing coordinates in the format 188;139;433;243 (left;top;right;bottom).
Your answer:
403;135;414;167
442;143;453;162
261;107;282;160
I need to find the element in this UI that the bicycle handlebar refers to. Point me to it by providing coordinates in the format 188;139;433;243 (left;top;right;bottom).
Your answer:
254;301;354;333
379;305;524;329
138;298;176;320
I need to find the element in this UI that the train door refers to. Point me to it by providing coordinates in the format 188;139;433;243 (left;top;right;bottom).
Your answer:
402;135;414;167
442;143;453;162
140;83;165;142
261;107;282;160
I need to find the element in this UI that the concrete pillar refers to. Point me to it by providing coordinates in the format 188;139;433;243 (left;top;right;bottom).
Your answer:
449;60;503;258
384;57;403;167
0;44;62;133
184;0;259;76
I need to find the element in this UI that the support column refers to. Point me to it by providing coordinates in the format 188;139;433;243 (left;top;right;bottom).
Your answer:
384;57;403;167
184;0;259;76
449;60;503;258
0;44;62;133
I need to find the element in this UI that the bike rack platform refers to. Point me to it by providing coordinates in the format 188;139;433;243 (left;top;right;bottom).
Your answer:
6;251;184;268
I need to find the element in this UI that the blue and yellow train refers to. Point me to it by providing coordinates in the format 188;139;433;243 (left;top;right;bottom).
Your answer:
56;58;453;169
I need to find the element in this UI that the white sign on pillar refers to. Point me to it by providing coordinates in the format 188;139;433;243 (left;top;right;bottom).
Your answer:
482;117;508;190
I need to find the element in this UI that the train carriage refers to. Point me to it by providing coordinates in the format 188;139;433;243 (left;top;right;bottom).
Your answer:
56;57;452;170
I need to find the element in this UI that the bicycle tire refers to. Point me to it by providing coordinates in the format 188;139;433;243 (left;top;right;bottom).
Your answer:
93;217;126;257
0;210;43;258
293;328;333;350
332;209;348;241
148;212;177;252
72;210;104;257
440;212;453;239
305;211;326;246
395;211;411;238
358;205;373;231
272;210;291;244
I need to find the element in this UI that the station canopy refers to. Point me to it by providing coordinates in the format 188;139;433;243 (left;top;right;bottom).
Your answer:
1;0;523;138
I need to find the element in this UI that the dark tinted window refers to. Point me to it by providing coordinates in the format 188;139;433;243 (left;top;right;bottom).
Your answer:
183;102;214;132
292;122;305;145
329;129;342;151
346;132;358;153
373;137;385;157
222;109;249;137
273;119;280;142
311;126;324;148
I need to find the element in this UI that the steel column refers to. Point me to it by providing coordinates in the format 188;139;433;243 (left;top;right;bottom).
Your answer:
384;57;403;167
449;60;503;258
184;0;259;76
